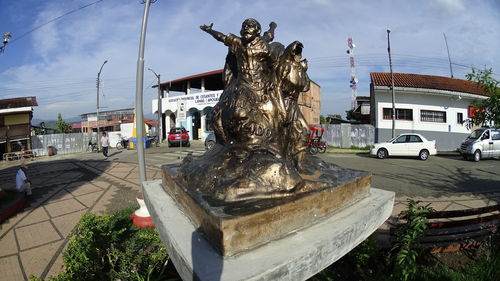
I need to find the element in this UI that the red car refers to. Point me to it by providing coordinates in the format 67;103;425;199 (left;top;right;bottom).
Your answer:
167;127;190;147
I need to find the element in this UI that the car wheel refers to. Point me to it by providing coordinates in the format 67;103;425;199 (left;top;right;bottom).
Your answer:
377;148;388;159
419;149;429;160
168;141;172;147
473;150;481;162
206;140;215;151
186;142;191;147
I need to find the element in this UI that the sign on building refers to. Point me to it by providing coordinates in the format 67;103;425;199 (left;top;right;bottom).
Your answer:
177;100;187;122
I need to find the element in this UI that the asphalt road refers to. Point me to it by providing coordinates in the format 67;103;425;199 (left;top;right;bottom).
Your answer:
318;153;500;198
59;141;500;199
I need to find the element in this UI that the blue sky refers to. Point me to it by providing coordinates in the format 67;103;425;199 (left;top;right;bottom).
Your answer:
0;0;499;121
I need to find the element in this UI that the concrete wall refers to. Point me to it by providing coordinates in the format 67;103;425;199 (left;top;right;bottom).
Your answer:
321;124;375;148
376;128;467;151
31;132;97;156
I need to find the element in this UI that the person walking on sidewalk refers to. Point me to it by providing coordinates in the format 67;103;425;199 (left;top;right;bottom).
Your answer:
101;132;110;159
4;164;32;195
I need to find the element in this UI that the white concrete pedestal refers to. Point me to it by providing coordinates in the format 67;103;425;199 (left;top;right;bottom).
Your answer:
143;180;394;281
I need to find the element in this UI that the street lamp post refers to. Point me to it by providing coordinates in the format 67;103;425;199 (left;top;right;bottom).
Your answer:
148;68;162;144
387;29;396;138
96;60;108;149
0;32;12;53
135;0;155;184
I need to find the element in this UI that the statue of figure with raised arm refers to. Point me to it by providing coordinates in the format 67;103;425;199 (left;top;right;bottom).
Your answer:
162;19;374;258
179;19;321;202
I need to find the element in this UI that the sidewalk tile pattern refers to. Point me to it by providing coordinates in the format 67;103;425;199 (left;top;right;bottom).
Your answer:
0;160;161;280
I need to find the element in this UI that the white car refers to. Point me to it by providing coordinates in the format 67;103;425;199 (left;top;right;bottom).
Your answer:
370;133;437;160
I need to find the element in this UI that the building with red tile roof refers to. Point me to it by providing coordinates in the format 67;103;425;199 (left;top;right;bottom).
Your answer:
370;73;489;150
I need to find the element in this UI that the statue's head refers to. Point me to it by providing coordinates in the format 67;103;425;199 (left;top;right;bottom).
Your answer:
240;18;261;42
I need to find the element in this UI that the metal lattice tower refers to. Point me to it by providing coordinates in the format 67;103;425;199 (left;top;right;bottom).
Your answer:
347;37;358;110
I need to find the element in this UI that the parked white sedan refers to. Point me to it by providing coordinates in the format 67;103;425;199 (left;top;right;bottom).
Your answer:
370;133;437;160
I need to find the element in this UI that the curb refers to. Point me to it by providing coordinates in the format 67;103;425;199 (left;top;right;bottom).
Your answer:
0;192;27;223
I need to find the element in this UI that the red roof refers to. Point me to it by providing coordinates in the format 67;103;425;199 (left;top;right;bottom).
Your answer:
370;73;489;97
155;69;224;92
0;96;38;110
163;69;223;85
145;119;158;126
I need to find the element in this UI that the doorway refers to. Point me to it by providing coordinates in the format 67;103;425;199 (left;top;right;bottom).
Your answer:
192;111;201;140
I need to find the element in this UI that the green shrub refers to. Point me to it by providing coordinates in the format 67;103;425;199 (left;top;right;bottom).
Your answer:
43;207;169;281
391;199;435;281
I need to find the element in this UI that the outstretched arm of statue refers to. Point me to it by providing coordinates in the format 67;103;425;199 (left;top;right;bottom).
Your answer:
263;21;277;43
200;23;226;42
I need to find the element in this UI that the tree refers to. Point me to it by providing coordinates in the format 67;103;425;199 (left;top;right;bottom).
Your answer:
34;122;46;135
345;109;355;120
465;67;500;128
320;114;343;124
55;113;73;133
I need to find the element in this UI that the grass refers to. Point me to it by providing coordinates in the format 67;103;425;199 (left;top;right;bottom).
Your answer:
327;145;371;154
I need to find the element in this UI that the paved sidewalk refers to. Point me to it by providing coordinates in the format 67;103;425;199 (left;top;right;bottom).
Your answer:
0;148;499;280
0;159;162;281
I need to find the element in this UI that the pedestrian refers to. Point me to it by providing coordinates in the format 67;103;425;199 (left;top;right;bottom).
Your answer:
3;164;32;196
101;132;109;159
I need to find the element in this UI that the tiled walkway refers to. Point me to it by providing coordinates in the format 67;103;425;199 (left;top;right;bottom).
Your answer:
0;160;162;281
1;156;499;280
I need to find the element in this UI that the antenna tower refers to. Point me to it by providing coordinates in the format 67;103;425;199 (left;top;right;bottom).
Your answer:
347;37;358;110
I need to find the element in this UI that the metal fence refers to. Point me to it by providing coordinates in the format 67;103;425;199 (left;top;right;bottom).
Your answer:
320;124;375;148
31;132;97;156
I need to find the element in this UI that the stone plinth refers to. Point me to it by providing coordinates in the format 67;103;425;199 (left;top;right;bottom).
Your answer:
162;164;371;256
143;180;395;281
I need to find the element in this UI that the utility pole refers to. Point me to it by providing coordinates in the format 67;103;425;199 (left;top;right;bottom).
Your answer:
96;60;108;149
443;33;454;78
387;29;396;138
148;68;162;143
347;37;358;110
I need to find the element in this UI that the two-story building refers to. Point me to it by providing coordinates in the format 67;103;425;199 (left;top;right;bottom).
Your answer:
0;97;38;156
152;69;321;141
80;108;135;133
370;72;490;151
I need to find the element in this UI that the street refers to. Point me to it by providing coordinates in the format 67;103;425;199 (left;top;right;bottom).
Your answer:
77;140;500;199
319;153;500;198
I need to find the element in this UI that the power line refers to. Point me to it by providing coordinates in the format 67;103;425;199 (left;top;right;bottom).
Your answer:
9;0;105;45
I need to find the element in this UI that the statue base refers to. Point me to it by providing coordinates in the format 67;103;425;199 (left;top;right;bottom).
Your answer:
143;180;394;281
162;160;371;256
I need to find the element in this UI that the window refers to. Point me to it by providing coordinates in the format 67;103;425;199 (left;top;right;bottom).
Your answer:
394;135;408;143
421;110;446;123
409;135;423;142
383;108;413;121
457;113;463;124
492;131;500;141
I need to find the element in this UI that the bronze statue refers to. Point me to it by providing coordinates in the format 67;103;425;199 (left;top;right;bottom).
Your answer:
178;19;333;202
200;19;309;165
164;20;372;256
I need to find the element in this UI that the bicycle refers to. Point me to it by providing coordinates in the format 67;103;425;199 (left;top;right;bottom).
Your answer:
149;136;160;147
87;141;99;153
116;137;129;150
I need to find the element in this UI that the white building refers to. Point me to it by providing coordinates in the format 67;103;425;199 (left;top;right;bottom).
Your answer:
152;69;321;142
152;70;223;142
370;72;490;151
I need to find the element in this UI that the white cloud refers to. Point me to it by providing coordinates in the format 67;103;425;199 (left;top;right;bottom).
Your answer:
0;0;498;120
434;0;465;14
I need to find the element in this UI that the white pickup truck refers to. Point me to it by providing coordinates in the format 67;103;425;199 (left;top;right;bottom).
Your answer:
459;128;500;161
